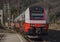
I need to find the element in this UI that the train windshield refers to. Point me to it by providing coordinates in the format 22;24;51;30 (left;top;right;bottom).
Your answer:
30;6;44;20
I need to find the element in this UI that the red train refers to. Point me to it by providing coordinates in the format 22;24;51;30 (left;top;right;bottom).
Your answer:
14;4;49;38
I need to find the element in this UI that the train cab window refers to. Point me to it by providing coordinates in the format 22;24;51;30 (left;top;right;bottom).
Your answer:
30;6;44;20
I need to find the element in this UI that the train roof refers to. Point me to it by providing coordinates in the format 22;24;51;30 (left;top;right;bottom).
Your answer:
14;12;24;22
28;3;47;9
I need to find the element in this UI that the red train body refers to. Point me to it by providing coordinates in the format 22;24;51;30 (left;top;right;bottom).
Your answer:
14;4;49;38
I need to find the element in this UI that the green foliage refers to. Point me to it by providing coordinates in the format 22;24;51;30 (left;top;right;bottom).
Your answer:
14;27;20;32
56;12;60;18
11;7;17;15
49;12;60;23
10;7;18;19
49;14;56;23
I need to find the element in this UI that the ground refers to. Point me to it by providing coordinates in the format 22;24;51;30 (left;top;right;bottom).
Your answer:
0;24;60;42
0;33;28;42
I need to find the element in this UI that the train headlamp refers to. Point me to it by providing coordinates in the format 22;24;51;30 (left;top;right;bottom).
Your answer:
30;24;35;27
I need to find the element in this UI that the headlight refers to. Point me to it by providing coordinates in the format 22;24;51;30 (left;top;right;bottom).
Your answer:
30;24;35;26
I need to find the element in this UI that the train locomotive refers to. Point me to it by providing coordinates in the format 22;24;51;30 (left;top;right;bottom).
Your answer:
14;4;49;38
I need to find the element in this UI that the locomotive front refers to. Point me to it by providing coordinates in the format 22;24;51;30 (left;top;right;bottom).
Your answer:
24;5;49;38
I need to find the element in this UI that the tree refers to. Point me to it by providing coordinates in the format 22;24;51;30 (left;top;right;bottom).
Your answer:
11;7;17;21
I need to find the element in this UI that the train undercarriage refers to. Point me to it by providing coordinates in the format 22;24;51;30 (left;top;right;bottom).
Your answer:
25;26;48;39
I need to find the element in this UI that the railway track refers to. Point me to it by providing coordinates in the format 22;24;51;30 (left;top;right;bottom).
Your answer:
23;34;51;42
20;29;60;42
26;38;47;42
24;36;48;42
